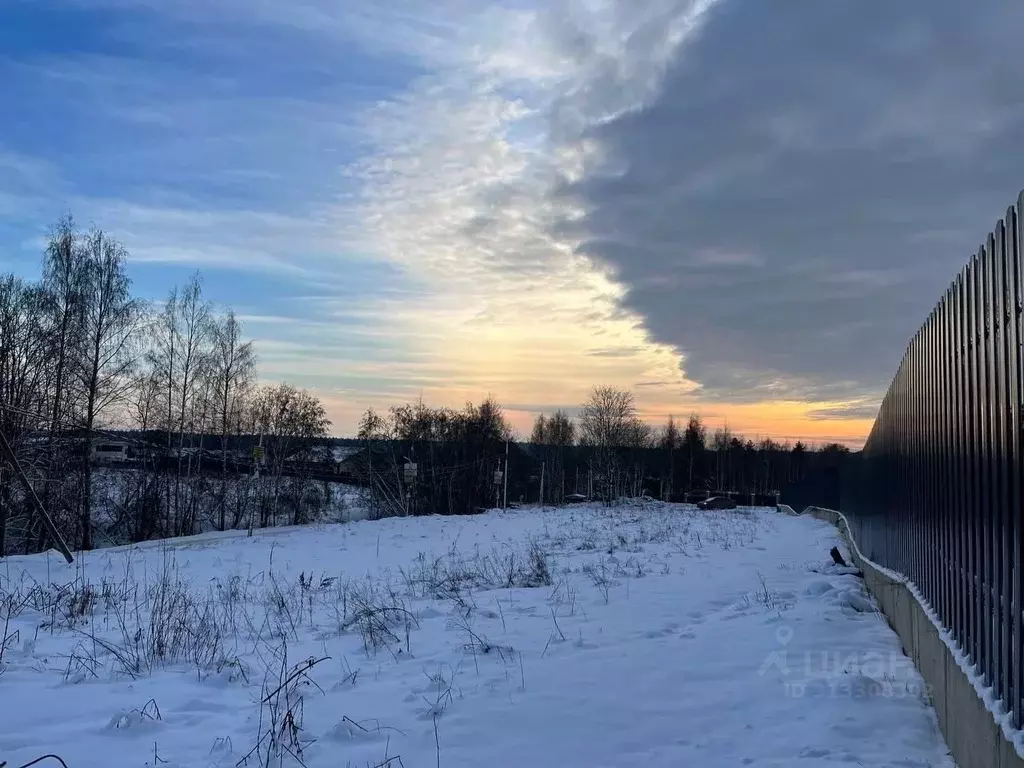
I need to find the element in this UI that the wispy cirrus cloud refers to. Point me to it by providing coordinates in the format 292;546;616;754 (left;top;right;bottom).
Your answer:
339;0;726;419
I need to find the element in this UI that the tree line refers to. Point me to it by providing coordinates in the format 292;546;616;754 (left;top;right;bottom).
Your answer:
354;385;852;515
531;385;850;504
0;218;854;554
0;217;331;556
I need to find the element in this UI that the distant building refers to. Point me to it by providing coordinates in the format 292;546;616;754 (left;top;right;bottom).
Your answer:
91;441;132;464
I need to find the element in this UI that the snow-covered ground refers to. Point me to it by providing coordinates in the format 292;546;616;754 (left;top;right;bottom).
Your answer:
0;504;952;768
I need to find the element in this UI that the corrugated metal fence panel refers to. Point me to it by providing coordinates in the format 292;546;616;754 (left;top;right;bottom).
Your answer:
1009;199;1023;729
845;190;1024;726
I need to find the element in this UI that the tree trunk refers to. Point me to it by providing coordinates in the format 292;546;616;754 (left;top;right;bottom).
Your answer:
0;475;9;555
81;366;99;551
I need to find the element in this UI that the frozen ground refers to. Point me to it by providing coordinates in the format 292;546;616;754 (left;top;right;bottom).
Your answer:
0;504;953;768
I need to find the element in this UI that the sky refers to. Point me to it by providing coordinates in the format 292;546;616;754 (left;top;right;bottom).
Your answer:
3;0;1024;446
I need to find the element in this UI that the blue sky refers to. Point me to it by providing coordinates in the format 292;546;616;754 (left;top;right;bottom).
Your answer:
4;0;1024;442
2;0;446;429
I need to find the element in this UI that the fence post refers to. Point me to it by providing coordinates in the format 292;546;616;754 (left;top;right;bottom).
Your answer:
957;269;970;655
995;218;1012;706
1013;196;1024;726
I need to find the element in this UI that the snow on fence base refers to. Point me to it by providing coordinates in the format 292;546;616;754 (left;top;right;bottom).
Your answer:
805;506;1024;768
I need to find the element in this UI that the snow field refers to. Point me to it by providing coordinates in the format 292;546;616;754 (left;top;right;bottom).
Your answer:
0;504;953;768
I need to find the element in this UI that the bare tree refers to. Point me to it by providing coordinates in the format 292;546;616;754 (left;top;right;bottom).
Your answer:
546;410;575;447
249;383;331;527
625;419;654;449
0;277;51;553
144;274;213;535
661;415;681;500
74;229;143;549
358;408;385;441
466;396;512;442
173;274;212;534
683;414;706;491
530;409;575;504
147;285;180;530
210;309;255;530
531;410;575;446
530;414;547;444
660;415;681;451
579;386;637;448
711;426;733;492
41;216;86;433
356;407;410;520
1;214;358;551
38;216;88;548
579;386;641;502
129;364;161;432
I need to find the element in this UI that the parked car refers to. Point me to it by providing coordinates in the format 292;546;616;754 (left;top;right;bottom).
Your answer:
564;493;590;504
698;496;738;510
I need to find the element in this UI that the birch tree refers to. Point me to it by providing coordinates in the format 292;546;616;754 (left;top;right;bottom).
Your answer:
0;277;51;553
210;309;255;530
75;229;142;549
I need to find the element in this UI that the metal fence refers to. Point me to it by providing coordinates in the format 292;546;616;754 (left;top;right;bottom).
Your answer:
844;190;1024;725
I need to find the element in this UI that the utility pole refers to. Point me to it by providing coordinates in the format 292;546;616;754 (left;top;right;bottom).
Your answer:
669;443;675;502
503;440;509;510
539;461;545;507
248;431;264;536
0;429;73;564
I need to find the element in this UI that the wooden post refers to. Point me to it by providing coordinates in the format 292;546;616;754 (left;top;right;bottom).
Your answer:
0;429;73;564
540;461;545;507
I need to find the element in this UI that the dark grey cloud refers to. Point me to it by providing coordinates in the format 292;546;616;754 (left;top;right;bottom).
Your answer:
554;0;1024;404
807;404;881;422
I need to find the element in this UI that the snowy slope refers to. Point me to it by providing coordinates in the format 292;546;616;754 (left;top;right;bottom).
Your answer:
0;504;952;768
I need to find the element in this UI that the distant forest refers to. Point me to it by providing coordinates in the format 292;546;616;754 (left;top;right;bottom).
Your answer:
0;217;851;556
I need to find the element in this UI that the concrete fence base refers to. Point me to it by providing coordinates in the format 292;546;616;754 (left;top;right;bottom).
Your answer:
804;506;1023;768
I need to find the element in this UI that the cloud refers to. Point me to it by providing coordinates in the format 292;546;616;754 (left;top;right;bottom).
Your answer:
553;0;1024;403
340;0;732;418
2;0;719;436
807;404;881;422
69;199;349;278
16;0;1015;442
